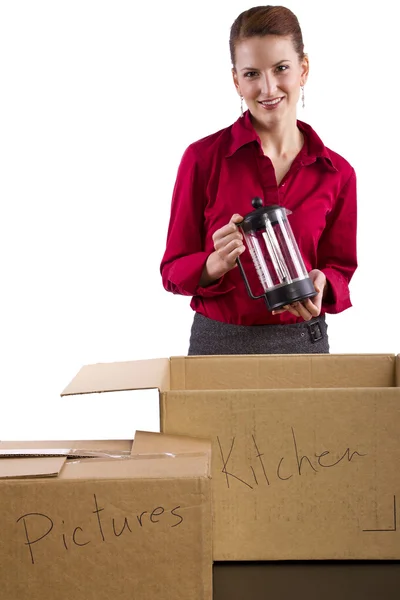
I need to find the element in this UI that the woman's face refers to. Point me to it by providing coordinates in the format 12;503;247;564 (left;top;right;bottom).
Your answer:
232;35;309;126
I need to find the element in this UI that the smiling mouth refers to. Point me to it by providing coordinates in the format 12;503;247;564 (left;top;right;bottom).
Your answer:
259;97;284;107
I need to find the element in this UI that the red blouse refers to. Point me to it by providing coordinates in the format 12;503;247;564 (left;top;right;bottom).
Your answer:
160;111;357;325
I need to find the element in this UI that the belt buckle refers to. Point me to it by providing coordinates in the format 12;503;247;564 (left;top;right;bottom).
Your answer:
308;320;323;343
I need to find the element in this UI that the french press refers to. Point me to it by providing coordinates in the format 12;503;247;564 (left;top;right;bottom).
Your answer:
236;197;317;311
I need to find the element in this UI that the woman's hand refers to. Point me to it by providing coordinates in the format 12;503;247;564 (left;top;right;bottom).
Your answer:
200;214;245;286
272;269;327;321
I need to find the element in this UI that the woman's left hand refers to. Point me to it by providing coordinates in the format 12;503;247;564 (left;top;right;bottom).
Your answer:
272;269;326;321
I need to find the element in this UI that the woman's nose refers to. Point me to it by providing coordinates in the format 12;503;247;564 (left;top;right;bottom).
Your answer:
260;73;277;96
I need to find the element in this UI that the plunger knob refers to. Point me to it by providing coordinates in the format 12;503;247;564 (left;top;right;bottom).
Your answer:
251;197;263;209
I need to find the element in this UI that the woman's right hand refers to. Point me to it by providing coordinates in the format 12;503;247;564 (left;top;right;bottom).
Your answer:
200;214;245;286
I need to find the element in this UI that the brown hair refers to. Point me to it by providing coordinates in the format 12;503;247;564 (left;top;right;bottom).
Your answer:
229;5;305;67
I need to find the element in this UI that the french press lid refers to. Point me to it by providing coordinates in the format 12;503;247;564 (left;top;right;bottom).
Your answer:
240;197;291;234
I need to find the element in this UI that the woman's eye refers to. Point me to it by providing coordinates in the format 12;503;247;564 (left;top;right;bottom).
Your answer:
276;65;289;72
244;71;258;78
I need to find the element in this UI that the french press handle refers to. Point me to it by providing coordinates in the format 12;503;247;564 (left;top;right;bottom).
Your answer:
236;196;265;300
236;196;268;300
236;255;266;300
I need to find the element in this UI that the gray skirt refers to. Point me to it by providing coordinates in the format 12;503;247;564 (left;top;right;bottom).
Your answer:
188;313;329;355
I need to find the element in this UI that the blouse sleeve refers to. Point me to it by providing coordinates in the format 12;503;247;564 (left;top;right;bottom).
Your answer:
160;145;235;298
318;169;358;313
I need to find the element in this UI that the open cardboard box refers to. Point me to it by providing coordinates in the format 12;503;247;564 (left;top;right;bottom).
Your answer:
0;437;212;600
62;354;400;561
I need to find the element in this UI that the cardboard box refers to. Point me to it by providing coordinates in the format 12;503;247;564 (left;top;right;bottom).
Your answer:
0;438;212;600
61;354;400;395
213;561;400;600
62;354;400;561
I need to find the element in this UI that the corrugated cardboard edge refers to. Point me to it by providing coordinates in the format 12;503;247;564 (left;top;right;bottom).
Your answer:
396;354;400;387
0;448;71;457
60;358;170;396
160;393;168;434
198;476;213;600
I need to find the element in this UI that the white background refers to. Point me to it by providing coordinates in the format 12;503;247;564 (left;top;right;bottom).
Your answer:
0;0;398;440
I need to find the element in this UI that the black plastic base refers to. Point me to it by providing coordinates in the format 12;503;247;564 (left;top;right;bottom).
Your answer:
265;278;317;311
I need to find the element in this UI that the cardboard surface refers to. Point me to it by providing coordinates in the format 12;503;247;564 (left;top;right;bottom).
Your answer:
62;358;170;395
61;354;399;395
0;439;133;452
162;387;400;560
0;456;66;479
132;430;212;459
0;448;212;599
169;354;398;390
58;454;211;480
213;562;400;600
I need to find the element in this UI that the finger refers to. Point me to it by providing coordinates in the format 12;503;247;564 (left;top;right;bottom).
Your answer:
272;304;290;315
281;304;301;317
230;213;244;224
285;306;301;317
305;287;323;312
213;223;243;243
214;231;243;251
272;309;297;315
293;301;314;321
217;237;245;257
310;271;326;297
227;245;246;263
212;223;238;240
302;298;321;316
313;274;326;290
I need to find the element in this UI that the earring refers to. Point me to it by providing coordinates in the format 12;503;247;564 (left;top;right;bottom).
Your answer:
240;95;244;117
301;85;305;109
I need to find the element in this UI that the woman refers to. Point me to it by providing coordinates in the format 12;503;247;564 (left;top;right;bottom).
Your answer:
160;5;357;355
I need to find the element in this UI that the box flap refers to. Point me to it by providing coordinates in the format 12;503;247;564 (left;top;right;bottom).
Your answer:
61;358;170;395
169;354;397;389
132;430;211;460
58;454;210;480
0;456;66;479
0;440;133;454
